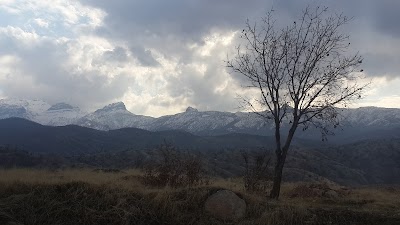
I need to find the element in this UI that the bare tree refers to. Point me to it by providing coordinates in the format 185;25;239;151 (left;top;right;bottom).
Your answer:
227;6;367;199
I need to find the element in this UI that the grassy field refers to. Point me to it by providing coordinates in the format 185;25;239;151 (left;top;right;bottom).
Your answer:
0;169;399;225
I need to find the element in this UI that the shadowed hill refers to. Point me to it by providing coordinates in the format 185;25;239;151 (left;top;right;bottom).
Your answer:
1;118;399;186
0;118;278;155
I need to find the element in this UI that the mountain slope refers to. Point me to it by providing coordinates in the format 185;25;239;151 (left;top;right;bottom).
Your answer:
146;107;268;135
76;102;154;130
0;118;275;154
322;138;400;184
35;103;86;126
1;98;400;145
0;118;399;185
0;99;85;126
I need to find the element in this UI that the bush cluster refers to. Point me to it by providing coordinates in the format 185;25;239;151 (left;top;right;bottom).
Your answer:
140;142;209;188
242;150;272;193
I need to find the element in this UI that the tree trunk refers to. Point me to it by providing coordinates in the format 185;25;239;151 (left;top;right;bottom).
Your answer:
270;122;297;199
270;153;286;199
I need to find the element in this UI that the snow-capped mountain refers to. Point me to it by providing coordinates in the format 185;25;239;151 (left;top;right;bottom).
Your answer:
0;99;50;120
1;98;400;144
0;99;85;126
145;106;268;135
36;103;86;126
76;102;154;130
341;107;400;128
0;104;28;120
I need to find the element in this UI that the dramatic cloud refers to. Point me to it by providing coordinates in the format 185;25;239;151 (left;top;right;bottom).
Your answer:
0;0;399;116
130;46;160;67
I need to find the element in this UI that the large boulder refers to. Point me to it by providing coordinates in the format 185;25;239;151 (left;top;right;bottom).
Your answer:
204;189;246;221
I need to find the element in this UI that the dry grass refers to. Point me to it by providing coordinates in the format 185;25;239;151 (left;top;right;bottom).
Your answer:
0;168;149;192
0;169;399;225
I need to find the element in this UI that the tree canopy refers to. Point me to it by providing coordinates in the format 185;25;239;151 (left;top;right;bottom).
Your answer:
227;6;367;199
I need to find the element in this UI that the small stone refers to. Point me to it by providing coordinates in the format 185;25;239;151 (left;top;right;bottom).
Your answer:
204;190;246;221
324;190;339;198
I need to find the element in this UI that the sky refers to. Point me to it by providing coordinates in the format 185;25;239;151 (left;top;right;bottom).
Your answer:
0;0;399;117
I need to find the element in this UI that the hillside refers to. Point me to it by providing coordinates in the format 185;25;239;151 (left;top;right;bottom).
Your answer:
0;118;399;186
0;118;278;154
0;169;399;225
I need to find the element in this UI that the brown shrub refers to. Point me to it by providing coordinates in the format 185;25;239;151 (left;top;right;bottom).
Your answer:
288;182;344;198
140;142;209;188
241;150;272;193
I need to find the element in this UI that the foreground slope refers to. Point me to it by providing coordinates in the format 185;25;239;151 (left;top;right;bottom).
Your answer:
0;169;399;225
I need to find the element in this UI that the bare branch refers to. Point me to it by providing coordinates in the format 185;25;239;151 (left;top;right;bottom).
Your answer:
226;5;367;199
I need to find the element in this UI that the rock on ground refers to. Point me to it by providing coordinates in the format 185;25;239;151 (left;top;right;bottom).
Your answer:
204;189;246;221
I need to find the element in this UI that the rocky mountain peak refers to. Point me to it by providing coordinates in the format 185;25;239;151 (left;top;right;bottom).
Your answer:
96;102;127;113
185;106;198;113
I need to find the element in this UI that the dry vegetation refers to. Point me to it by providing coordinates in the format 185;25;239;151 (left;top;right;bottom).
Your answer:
0;169;399;225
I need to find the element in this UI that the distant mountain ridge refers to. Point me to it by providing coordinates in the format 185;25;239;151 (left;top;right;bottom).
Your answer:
0;99;86;126
0;117;399;186
1;98;400;144
0;117;277;154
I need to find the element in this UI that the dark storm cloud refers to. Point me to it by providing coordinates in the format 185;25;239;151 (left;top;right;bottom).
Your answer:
71;0;400;114
92;46;131;68
79;0;400;79
271;0;400;78
101;47;128;62
366;0;400;37
1;0;399;115
81;0;268;41
130;46;160;67
362;52;400;78
76;0;274;112
280;0;400;79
